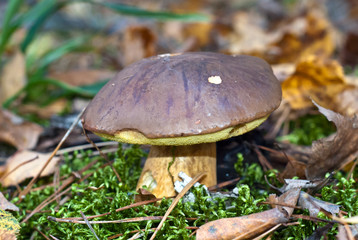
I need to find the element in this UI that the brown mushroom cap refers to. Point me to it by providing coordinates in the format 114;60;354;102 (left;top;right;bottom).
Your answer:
82;52;281;145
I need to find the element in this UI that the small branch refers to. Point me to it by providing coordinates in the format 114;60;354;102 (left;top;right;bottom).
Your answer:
58;198;164;221
291;214;339;224
251;224;282;240
33;227;50;240
208;177;240;191
18;108;86;202
48;216;163;224
258;201;302;210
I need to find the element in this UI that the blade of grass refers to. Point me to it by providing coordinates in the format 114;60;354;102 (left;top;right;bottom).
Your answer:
20;0;66;51
28;36;88;73
93;2;209;22
0;0;23;55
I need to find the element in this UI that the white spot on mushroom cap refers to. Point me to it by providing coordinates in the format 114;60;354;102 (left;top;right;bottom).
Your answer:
208;76;222;84
158;53;182;58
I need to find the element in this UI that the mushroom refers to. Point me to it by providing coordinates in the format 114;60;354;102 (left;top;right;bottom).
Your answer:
82;52;282;198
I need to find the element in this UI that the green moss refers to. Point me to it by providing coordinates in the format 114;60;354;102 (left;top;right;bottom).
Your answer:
11;144;358;239
278;114;336;145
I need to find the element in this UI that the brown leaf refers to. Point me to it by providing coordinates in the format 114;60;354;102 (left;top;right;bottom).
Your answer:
134;188;156;202
331;86;358;117
197;188;300;240
122;25;157;66
340;31;358;68
0;50;26;104
196;208;287;240
306;102;358;179
0;109;43;150
0;150;60;187
298;192;340;217
0;192;18;212
270;188;301;217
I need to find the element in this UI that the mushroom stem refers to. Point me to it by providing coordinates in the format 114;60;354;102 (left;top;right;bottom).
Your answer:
136;142;217;198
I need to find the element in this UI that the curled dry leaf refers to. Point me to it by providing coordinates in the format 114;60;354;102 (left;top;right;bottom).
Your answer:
0;109;43;150
306;102;358;179
298;192;340;217
0;150;60;187
197;188;300;240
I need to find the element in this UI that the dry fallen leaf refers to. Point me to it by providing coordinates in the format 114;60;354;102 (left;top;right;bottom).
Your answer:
0;109;43;150
306;102;358;180
0;192;18;212
197;188;300;240
122;25;157;66
0;150;60;187
0;50;26;104
281;55;346;110
298;192;340;217
229;11;335;64
134;188;157;202
196;208;287;240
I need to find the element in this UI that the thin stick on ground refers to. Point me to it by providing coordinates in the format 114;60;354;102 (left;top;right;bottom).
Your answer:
33;227;51;240
80;211;100;240
149;172;206;240
251;224;282;240
57;198;165;221
338;211;355;240
48;216;164;224
56;141;119;155
22;170;94;223
208;177;240;191
82;127;122;182
17;108;86;202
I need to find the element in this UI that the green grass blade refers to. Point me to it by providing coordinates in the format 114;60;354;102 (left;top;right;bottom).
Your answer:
0;0;23;55
29;37;88;74
96;2;209;21
20;0;66;51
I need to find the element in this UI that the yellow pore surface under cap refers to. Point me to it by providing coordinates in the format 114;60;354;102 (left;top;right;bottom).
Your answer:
95;115;269;146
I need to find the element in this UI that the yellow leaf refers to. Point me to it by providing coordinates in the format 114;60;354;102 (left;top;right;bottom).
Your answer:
281;55;346;109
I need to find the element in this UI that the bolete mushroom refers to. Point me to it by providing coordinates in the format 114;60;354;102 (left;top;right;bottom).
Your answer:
82;52;281;198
